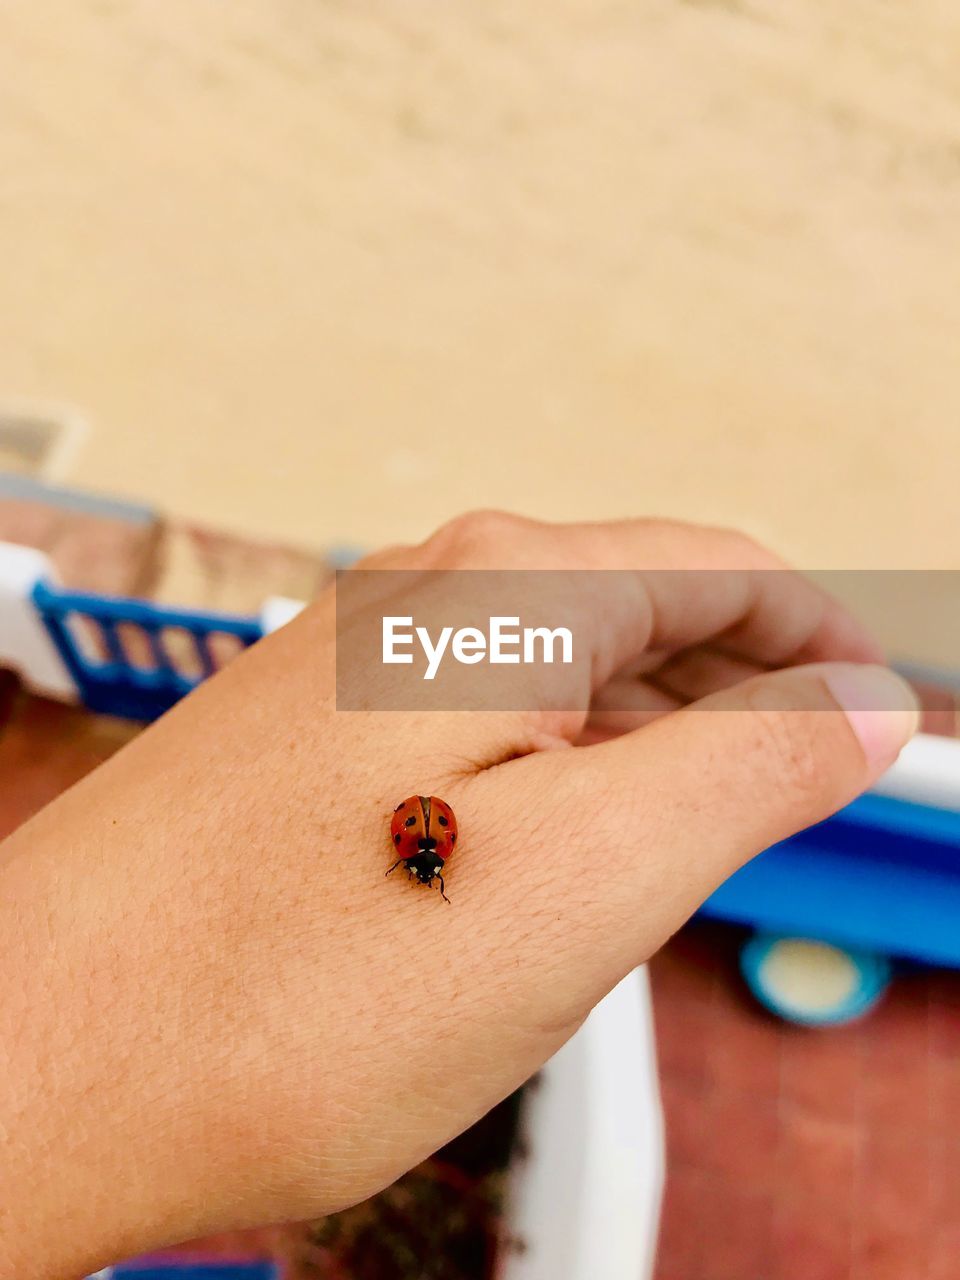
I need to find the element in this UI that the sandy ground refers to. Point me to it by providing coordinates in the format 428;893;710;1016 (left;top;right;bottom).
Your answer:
1;0;959;569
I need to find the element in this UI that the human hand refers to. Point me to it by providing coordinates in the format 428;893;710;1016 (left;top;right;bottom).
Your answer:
0;514;919;1278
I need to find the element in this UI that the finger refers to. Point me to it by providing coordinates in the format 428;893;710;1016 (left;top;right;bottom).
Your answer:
581;649;770;743
332;513;885;765
710;572;887;669
474;662;919;1009
418;513;883;682
630;567;882;673
587;660;918;910
578;677;682;744
647;647;764;703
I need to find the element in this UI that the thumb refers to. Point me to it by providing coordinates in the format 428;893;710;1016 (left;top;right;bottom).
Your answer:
547;661;920;933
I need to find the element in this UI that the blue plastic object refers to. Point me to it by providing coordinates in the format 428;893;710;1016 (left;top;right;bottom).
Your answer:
740;933;892;1026
32;580;263;721
107;1266;278;1280
703;791;960;970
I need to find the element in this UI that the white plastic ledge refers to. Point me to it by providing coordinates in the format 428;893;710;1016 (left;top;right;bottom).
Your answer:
499;967;665;1280
871;731;960;812
0;540;75;699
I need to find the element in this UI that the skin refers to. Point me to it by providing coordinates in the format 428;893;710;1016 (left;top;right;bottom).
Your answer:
0;513;920;1279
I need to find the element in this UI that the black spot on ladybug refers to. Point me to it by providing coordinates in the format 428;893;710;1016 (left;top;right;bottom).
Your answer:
405;815;417;827
394;832;401;844
451;832;457;843
438;815;448;826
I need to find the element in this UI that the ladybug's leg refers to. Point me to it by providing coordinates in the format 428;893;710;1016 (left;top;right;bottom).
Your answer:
385;859;404;878
437;873;451;904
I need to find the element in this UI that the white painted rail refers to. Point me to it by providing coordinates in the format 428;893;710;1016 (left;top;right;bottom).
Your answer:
499;968;664;1280
0;540;76;699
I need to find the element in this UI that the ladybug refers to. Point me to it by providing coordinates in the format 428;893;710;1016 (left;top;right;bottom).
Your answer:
386;795;458;903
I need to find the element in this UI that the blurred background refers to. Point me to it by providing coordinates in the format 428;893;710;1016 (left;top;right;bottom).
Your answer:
2;0;959;566
2;5;960;1280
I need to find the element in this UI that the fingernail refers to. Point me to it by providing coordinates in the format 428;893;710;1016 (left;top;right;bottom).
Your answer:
822;663;921;770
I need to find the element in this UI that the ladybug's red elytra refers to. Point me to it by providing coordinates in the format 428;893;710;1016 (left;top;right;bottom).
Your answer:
386;795;457;903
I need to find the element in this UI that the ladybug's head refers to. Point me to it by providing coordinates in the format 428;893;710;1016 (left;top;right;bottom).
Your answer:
405;850;443;884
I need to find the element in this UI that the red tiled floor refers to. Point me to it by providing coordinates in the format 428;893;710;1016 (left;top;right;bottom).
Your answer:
150;520;331;613
931;1056;960;1138
771;1197;854;1280
0;668;19;734
655;997;716;1091
0;687;137;841
656;1164;707;1276
694;1177;774;1280
915;681;960;740
929;973;960;1059
780;1023;863;1127
0;493;332;609
0;496;160;594
922;966;960;1031
706;993;783;1100
930;1140;960;1224
859;984;934;1139
661;1076;711;1170
852;1223;931;1280
857;1129;933;1234
699;1086;780;1195
778;1111;858;1210
651;922;960;1280
930;1223;960;1280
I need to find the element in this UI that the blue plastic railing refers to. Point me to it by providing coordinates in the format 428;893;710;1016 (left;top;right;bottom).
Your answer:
97;1265;278;1280
32;580;264;721
703;790;960;968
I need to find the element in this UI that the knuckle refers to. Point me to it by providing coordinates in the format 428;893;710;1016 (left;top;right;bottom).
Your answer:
729;529;764;558
349;542;409;570
707;523;760;555
424;509;530;565
710;525;784;569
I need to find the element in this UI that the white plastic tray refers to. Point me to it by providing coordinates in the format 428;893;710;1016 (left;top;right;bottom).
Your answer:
498;967;664;1280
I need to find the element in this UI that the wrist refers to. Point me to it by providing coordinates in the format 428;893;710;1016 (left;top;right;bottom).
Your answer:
0;811;241;1277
